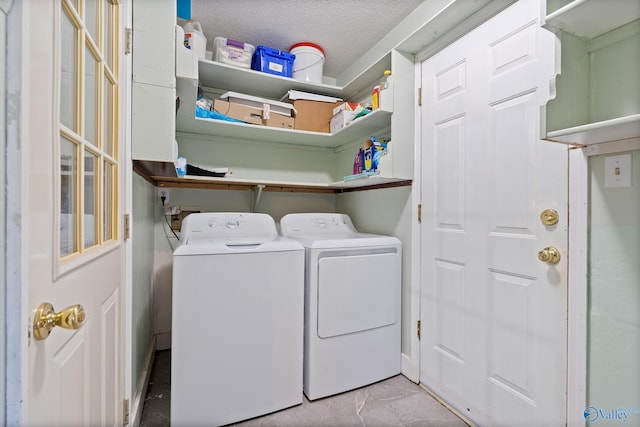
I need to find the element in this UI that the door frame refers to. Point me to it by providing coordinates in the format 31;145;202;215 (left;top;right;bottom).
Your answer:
0;1;10;424
5;0;26;423
566;138;640;427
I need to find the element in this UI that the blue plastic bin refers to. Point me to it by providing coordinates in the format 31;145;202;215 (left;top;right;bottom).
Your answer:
251;46;295;77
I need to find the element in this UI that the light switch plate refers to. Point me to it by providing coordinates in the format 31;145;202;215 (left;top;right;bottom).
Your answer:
604;154;632;188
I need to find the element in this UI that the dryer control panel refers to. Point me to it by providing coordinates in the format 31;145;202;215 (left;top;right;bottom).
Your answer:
280;213;357;235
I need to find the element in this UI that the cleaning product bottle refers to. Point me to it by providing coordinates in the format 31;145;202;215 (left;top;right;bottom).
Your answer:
371;70;391;110
183;20;207;59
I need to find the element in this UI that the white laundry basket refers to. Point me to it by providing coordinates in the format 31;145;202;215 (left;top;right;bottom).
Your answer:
290;42;325;83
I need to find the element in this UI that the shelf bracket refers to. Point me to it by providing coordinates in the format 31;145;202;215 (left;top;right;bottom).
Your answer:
252;184;266;212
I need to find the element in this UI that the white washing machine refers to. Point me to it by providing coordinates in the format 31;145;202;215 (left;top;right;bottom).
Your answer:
279;213;402;400
171;212;304;426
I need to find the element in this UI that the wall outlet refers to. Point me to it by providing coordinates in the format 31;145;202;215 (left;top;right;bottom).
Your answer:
157;188;170;205
164;205;181;216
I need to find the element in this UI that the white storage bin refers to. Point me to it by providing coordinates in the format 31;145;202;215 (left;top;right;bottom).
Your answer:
214;37;255;69
220;91;296;118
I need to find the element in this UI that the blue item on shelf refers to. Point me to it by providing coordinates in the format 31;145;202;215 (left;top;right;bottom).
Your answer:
195;105;245;123
251;46;295;77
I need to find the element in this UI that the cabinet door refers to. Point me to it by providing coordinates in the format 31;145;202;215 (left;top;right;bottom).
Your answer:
132;0;175;87
132;83;176;162
132;0;176;163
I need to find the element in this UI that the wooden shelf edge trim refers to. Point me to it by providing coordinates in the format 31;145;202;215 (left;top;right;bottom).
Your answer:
338;179;413;193
150;176;413;194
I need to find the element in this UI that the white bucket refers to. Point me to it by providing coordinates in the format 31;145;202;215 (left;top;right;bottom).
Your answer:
290;42;325;83
183;20;207;60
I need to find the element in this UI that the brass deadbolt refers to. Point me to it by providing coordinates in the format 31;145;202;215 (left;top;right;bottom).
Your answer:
540;209;559;226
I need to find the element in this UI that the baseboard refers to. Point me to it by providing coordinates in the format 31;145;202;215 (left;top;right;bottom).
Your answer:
130;336;157;427
401;352;419;383
418;383;476;427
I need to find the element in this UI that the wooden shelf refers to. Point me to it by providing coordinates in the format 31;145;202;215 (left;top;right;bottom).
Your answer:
544;0;640;39
176;107;392;148
196;55;391;100
151;174;412;194
545;114;640;145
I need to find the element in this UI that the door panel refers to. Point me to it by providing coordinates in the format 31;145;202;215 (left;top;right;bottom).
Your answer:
25;1;124;425
419;0;568;425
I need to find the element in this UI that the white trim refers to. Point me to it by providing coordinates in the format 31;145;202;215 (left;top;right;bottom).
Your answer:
5;0;27;424
0;7;7;427
583;137;640;157
418;383;477;427
567;148;588;427
130;337;156;427
400;56;423;384
121;0;133;417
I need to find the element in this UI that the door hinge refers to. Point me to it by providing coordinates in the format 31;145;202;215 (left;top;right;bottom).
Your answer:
123;399;130;425
417;87;422;106
125;28;132;55
124;214;130;240
417;320;421;340
418;204;422;223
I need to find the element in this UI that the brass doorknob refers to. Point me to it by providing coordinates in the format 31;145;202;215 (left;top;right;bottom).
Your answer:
33;302;86;341
538;247;561;264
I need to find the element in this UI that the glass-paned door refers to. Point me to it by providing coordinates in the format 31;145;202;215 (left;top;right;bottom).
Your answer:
59;0;118;263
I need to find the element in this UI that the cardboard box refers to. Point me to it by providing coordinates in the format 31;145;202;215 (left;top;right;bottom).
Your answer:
330;109;357;133
282;90;343;133
288;99;343;133
221;91;295;118
264;114;294;129
213;99;264;125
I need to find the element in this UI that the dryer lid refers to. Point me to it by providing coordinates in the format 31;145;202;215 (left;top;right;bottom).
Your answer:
279;213;401;249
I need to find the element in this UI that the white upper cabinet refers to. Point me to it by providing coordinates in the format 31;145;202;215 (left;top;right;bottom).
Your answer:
543;0;640;145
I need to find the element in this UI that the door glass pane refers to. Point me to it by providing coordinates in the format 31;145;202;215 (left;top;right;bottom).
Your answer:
85;45;98;145
104;0;114;72
85;0;98;46
84;150;98;248
103;161;114;241
60;136;78;256
103;73;114;156
61;7;78;131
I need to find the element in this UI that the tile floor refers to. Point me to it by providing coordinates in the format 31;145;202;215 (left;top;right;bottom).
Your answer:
139;350;468;427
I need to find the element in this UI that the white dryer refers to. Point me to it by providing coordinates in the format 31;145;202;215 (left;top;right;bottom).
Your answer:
280;213;402;400
171;212;304;426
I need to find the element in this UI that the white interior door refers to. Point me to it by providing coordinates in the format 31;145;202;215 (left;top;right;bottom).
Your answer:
419;0;568;425
22;1;125;425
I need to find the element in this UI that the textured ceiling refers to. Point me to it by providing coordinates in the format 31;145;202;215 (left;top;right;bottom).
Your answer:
190;0;426;78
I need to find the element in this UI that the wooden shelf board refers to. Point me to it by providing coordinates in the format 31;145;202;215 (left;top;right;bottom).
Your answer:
196;55;391;100
546;114;640;145
148;174;411;194
175;107;392;148
544;0;640;39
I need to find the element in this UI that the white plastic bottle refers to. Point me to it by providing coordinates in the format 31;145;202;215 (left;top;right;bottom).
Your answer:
183;20;207;59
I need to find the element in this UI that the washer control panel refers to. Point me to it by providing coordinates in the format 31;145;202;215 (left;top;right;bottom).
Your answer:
180;213;278;238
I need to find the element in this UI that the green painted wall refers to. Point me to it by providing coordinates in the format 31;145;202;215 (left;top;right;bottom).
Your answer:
588;150;640;425
131;174;155;405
